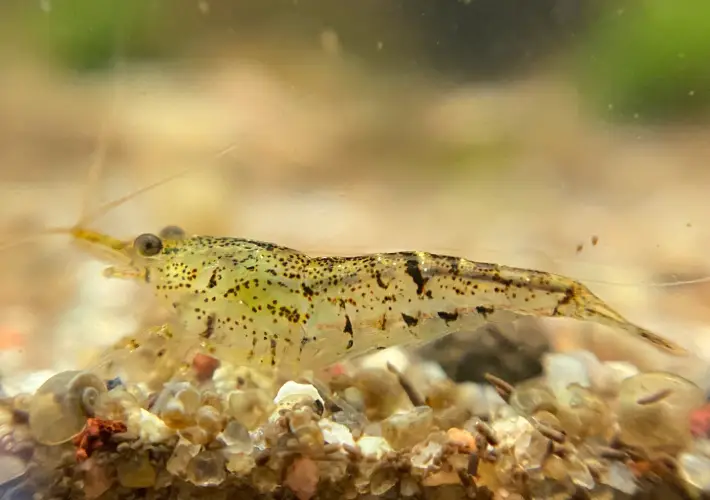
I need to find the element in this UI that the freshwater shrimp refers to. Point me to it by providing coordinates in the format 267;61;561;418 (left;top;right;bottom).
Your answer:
65;220;688;373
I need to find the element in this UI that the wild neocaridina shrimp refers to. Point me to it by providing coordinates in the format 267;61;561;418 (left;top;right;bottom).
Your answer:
4;149;690;373
63;225;688;372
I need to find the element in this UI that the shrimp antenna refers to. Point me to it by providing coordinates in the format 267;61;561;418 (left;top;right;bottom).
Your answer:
580;274;710;288
0;139;240;253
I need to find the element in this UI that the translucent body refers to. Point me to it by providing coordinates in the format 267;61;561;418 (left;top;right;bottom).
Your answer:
78;229;687;371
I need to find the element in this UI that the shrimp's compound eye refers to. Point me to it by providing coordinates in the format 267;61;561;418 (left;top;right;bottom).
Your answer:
134;233;163;257
159;225;185;240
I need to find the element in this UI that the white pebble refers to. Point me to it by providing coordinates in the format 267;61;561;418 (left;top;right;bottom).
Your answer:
679;452;710;493
274;381;323;407
357;436;393;460
543;352;591;401
319;419;355;448
128;408;176;443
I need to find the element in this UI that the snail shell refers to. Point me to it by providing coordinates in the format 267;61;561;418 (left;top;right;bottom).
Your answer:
29;370;107;446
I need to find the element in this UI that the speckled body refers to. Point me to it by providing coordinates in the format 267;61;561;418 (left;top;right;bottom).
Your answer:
126;234;685;369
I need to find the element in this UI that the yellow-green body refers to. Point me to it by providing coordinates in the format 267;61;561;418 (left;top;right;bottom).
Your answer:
93;231;686;370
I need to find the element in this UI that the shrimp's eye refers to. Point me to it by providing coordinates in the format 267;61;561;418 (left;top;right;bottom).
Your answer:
134;233;163;257
159;225;185;240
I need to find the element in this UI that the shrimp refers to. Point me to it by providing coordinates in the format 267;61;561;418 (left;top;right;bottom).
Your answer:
65;221;688;372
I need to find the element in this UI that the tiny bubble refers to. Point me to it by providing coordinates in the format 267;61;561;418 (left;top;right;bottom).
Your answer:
40;0;51;12
689;90;695;96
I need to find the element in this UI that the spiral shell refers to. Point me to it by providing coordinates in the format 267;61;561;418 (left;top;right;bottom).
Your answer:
28;370;107;445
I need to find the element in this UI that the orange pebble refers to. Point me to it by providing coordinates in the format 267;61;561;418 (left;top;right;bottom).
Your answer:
447;428;476;451
192;353;220;381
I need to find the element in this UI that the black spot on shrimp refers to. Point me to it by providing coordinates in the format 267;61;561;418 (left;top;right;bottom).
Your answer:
405;257;428;295
344;314;354;349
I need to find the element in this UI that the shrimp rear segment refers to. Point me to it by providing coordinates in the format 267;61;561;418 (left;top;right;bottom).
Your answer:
134;237;686;370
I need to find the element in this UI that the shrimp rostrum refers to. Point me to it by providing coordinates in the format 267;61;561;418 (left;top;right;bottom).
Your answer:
69;224;688;371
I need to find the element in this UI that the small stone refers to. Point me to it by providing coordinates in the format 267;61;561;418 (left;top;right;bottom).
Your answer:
411;438;444;472
195;405;223;435
590;361;639;397
599;461;638;495
357;436;393;460
446;428;475;451
491;415;535;450
82;460;112;499
226;453;256;476
617;372;705;455
176;387;202;415
160;397;191;429
0;454;26;484
289;407;324;452
226;389;274;429
319;419;355;448
218;420;253;453
566;454;595;490
179;425;212;446
399;475;420;497
127;408;175;443
354;368;408;420
691;403;710;438
678;451;710;494
186;450;226;487
422;470;461;487
381;406;434;450
543;351;598;404
509;378;558;417
274;381;324;407
166;437;201;477
116;453;156;488
200;390;224;413
514;427;549;471
192;353;220;381
556;384;611;441
284;456;320;500
253;466;280;493
370;465;398;496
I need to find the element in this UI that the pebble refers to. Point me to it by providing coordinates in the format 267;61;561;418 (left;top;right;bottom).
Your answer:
446;428;475;451
381;406;434;450
274;381;324;407
543;351;592;400
226;389;274;429
128;408;175;443
186;450;226;487
166;437;201;477
0;454;26;484
356;436;393;460
319;419;355;448
678;451;710;494
617;372;705;455
284;456;319;500
599;461;638;496
410;438;444;472
116;453;156;488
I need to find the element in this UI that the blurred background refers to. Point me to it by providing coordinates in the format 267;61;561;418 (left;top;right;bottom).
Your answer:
1;0;710;391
